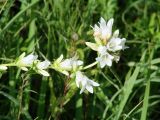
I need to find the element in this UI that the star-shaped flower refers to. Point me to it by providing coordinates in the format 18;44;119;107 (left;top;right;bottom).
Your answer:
75;71;99;94
16;52;38;71
93;17;114;44
96;52;114;68
52;54;83;76
36;60;51;76
107;30;128;52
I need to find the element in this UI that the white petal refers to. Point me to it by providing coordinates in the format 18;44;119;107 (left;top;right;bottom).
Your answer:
97;46;107;55
77;60;83;66
75;71;83;87
99;60;106;68
108;53;114;59
89;80;100;86
38;69;50;76
100;62;106;68
107;38;123;52
93;24;101;36
113;29;119;38
99;17;106;28
86;85;93;93
0;65;7;70
37;60;50;69
96;57;106;68
106;58;112;67
115;38;122;44
96;53;114;68
94;37;102;45
85;42;98;51
80;85;86;94
100;17;106;22
121;38;128;50
114;55;120;63
56;54;64;63
107;18;114;29
76;80;80;88
21;67;28;71
61;70;69;76
22;54;38;65
75;74;80;87
105;54;114;67
101;18;114;40
19;52;26;60
76;71;83;78
60;59;72;70
81;76;88;86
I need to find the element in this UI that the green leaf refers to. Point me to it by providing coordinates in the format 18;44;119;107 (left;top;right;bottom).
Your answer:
115;50;146;120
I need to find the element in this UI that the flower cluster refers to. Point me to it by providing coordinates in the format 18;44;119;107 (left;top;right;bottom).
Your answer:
86;17;127;68
0;17;127;94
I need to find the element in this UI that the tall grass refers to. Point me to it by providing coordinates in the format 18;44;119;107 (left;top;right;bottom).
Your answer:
0;0;160;119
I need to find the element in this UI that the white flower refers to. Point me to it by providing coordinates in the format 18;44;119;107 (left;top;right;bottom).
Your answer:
16;52;38;71
93;24;101;37
60;57;83;72
100;17;114;41
75;71;99;94
60;59;73;71
36;60;51;76
97;46;107;55
106;29;127;52
96;45;114;67
87;17;128;68
107;38;126;52
37;60;50;70
0;65;7;71
86;44;114;68
52;54;83;76
52;54;70;76
93;17;114;42
96;53;114;68
21;54;38;66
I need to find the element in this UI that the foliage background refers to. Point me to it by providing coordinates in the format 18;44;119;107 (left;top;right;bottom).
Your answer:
0;0;160;120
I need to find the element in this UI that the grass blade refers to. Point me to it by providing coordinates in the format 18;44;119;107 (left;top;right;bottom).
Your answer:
115;50;146;120
140;80;150;120
0;0;39;34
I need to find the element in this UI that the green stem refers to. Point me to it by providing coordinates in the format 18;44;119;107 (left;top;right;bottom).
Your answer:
82;61;98;70
0;0;8;14
17;74;29;120
1;63;16;67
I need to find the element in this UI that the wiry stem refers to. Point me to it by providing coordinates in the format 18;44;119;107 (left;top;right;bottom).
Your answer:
83;61;98;70
17;79;24;120
17;74;28;120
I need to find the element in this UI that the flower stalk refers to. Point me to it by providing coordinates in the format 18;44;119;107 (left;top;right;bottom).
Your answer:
83;61;98;70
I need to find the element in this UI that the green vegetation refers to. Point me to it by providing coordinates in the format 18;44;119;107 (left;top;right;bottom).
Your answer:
0;0;160;119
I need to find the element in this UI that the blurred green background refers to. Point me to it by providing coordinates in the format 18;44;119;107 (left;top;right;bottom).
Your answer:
0;0;160;119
